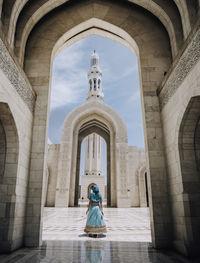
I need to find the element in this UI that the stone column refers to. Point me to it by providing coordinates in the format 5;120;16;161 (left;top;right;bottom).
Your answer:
143;92;171;248
25;83;49;247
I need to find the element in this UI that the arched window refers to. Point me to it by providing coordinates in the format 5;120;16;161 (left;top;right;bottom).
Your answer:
89;80;92;91
94;79;96;91
0;120;6;177
98;79;100;89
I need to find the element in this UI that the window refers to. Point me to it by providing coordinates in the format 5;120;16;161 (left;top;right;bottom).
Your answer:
98;79;100;89
89;80;92;90
94;79;96;91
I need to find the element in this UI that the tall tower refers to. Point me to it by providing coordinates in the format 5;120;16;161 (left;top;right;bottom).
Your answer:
87;50;104;100
84;134;103;176
84;51;103;177
79;51;106;203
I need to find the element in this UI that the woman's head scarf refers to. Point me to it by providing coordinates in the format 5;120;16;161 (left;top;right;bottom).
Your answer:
90;185;102;202
92;185;99;194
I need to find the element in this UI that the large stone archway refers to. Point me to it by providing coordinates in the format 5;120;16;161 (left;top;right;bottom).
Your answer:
55;99;129;208
22;1;173;249
1;0;200;256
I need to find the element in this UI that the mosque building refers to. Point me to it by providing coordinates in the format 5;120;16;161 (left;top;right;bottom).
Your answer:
0;1;199;259
46;51;147;208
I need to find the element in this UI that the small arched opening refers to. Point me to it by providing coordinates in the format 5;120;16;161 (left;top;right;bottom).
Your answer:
178;96;200;249
0;102;19;252
74;120;110;207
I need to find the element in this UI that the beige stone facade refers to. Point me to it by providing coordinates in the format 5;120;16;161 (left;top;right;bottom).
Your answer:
45;140;146;208
0;0;199;258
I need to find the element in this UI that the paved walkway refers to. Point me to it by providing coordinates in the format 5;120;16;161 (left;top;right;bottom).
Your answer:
42;207;151;242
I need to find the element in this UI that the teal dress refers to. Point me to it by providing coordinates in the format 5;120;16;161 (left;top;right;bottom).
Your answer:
84;190;107;235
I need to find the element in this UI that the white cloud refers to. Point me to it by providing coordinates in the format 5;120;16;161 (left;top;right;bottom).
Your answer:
50;42;88;110
50;79;85;109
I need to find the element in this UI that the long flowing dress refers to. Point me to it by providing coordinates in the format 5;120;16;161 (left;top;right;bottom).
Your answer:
84;191;107;234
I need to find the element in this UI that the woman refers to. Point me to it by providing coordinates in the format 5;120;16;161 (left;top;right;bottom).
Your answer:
84;185;107;236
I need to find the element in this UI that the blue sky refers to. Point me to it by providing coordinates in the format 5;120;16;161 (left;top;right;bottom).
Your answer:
49;35;145;150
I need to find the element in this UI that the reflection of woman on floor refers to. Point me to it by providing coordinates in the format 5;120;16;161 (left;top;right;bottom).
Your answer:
84;185;107;237
85;241;105;263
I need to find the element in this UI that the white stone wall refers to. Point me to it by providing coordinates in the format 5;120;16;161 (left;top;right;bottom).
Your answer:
127;146;146;207
158;25;200;254
0;68;33;251
80;175;105;201
46;143;146;207
46;144;60;207
161;57;200;252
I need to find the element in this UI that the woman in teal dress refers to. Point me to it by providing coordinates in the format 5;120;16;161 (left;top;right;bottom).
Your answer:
84;185;107;236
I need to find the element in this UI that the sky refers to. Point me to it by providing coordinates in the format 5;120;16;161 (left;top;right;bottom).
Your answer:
49;35;144;147
48;35;145;177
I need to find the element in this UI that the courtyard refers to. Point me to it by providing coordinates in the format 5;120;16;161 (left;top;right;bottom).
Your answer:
42;207;151;242
0;208;198;263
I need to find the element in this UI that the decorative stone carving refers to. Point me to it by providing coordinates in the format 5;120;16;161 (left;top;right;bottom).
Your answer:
0;39;35;112
159;29;200;110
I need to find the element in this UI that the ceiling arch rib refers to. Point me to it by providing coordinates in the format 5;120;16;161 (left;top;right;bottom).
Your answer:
185;0;199;27
14;0;69;65
7;0;29;46
172;0;191;38
15;0;177;66
8;0;69;49
24;0;172;97
1;0;16;34
128;0;183;55
0;0;3;19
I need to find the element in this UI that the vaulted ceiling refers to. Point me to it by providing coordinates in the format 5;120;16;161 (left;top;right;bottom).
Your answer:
0;0;199;77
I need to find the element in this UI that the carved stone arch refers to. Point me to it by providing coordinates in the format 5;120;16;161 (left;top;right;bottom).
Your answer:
74;119;111;206
137;164;149;207
0;119;6;177
22;0;173;248
55;100;129;208
178;96;200;251
0;102;19;252
51;19;139;62
13;0;178;64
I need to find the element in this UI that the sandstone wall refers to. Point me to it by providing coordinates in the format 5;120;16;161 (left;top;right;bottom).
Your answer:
0;40;34;251
127;146;146;207
45;144;60;207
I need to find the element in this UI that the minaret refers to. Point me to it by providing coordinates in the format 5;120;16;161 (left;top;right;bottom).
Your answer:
84;51;103;177
87;50;104;100
84;134;103;176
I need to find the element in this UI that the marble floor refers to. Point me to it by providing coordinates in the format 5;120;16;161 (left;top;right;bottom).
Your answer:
0;208;199;263
42;207;152;242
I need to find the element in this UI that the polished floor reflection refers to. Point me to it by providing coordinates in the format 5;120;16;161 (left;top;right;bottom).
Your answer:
0;208;199;262
42;207;151;242
0;240;198;263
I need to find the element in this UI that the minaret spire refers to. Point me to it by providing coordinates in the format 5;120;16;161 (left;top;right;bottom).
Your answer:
87;51;104;101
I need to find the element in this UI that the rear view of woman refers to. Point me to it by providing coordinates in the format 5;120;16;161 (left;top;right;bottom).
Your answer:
84;185;107;237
